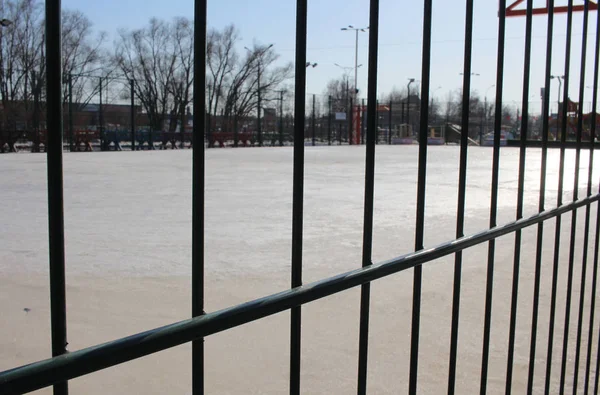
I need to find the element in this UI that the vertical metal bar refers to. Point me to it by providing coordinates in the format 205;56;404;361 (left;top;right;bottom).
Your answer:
544;2;573;393
388;100;392;145
290;1;307;393
46;0;68;393
192;0;207;393
480;2;507;393
312;94;316;146
448;1;474;393
505;1;533;393
328;95;332;146
526;2;554;394
356;2;379;392
583;8;600;394
68;75;73;153
409;1;432;393
587;205;600;395
559;1;579;392
572;3;591;393
131;79;135;151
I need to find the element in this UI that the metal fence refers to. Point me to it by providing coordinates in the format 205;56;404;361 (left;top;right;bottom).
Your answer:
2;1;600;395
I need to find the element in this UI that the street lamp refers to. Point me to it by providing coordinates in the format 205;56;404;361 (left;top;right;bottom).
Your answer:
334;63;361;109
431;86;442;124
551;75;564;115
245;44;274;147
407;78;416;133
341;25;368;99
483;84;495;145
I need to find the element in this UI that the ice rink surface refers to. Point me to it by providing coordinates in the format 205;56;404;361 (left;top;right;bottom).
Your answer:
1;145;599;394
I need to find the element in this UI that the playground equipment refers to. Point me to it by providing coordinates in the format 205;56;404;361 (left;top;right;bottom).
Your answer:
427;126;445;145
506;0;597;17
391;124;415;145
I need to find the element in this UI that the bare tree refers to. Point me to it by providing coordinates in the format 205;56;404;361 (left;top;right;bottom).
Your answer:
115;18;178;131
62;9;109;109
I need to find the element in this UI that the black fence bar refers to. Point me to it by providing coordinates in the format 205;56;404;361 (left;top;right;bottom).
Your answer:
544;3;573;394
290;0;307;393
572;2;591;393
584;9;600;394
356;1;379;393
45;0;68;394
1;194;598;395
505;1;533;393
448;1;473;393
527;2;554;393
559;2;578;392
409;1;432;393
480;2;506;393
192;0;207;393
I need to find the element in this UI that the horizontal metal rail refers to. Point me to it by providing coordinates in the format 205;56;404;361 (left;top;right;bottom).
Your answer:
0;193;598;395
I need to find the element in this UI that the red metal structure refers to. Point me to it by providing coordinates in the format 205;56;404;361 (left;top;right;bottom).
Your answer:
506;0;598;17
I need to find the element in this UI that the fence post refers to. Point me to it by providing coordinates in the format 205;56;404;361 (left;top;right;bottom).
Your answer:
280;90;284;146
328;95;332;145
375;99;379;144
33;70;40;153
362;98;366;145
68;74;73;152
99;77;105;151
389;100;393;144
349;97;354;144
130;79;136;151
312;94;316;146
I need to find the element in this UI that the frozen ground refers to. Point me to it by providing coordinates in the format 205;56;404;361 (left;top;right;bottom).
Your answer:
1;145;600;394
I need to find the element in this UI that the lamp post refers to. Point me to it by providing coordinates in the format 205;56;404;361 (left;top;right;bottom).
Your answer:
431;86;442;124
551;75;564;115
340;25;368;101
245;44;273;147
306;62;318;146
335;63;361;144
407;78;415;135
483;84;495;145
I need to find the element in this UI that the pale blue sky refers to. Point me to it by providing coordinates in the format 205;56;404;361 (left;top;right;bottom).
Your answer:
62;0;598;114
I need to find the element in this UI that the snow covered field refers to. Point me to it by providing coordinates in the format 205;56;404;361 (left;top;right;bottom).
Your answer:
1;146;599;394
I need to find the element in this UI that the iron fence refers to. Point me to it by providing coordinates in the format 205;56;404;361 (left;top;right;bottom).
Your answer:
2;0;600;395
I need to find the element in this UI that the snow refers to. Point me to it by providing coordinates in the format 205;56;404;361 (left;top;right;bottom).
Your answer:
0;146;599;394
